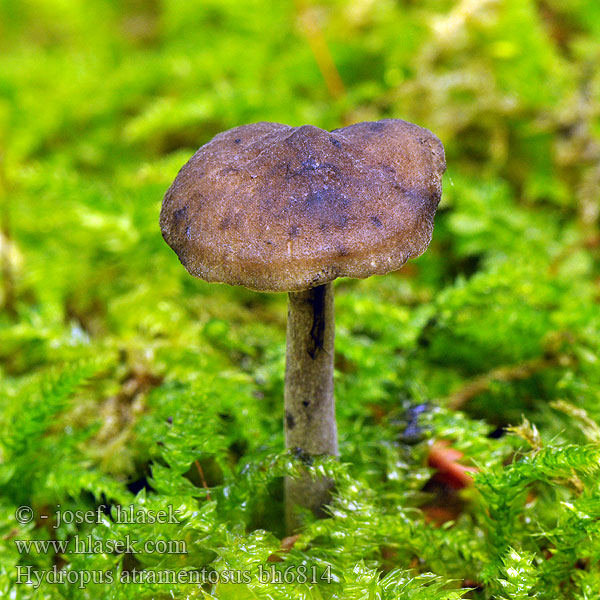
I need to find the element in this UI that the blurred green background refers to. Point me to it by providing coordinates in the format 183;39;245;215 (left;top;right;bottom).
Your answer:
1;1;600;598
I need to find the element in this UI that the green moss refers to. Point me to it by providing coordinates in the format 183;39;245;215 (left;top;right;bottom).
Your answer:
1;0;599;597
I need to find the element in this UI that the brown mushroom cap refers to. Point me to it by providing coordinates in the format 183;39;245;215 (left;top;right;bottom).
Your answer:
160;119;446;292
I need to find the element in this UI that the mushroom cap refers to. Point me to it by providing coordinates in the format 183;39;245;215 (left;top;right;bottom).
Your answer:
160;119;446;292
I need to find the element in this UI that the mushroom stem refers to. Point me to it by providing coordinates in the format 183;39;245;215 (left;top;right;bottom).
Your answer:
284;282;337;532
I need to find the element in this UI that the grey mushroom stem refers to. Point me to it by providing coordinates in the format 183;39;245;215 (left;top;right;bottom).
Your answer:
284;282;338;532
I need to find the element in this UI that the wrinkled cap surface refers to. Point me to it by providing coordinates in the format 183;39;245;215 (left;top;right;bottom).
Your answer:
160;119;446;292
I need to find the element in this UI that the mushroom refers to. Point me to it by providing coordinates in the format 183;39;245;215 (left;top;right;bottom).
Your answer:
160;119;446;531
